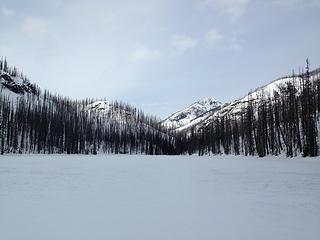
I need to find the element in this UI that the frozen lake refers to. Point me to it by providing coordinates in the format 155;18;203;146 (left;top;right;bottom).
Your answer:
0;155;319;240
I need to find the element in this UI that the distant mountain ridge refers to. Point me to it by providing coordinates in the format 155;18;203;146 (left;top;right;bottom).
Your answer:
161;98;222;131
198;67;320;130
162;67;320;133
2;56;320;157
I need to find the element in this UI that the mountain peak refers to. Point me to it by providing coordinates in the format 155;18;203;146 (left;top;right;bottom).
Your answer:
161;97;223;130
198;97;222;108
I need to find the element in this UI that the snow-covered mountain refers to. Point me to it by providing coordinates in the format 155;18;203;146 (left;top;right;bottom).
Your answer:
85;100;166;136
161;98;222;131
0;69;37;97
198;68;320;129
164;68;320;133
85;100;138;121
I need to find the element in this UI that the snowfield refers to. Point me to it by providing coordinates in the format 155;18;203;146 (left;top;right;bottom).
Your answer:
0;155;319;240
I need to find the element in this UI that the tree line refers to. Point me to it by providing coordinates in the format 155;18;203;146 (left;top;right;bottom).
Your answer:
1;59;176;155
0;91;177;155
178;60;320;157
1;58;320;157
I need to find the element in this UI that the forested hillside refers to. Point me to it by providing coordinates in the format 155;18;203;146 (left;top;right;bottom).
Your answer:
0;59;175;155
176;61;320;157
1;58;320;157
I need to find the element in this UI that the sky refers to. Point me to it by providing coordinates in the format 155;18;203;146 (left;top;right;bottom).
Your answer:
1;0;320;118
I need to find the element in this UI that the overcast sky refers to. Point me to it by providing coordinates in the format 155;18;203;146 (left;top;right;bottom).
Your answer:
1;0;320;118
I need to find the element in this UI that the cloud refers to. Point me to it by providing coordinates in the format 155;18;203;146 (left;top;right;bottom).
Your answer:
172;35;198;51
21;17;49;38
1;6;15;16
203;0;251;17
129;45;162;62
204;29;224;48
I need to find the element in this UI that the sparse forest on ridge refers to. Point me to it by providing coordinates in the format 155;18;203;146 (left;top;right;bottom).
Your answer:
1;58;320;157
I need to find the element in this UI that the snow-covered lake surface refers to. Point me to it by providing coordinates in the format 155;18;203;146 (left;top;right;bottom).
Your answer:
0;155;319;240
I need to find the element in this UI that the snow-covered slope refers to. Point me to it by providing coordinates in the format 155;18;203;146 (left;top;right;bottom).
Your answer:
161;98;222;130
85;100;137;121
0;70;37;98
198;68;320;129
169;68;320;132
86;100;112;112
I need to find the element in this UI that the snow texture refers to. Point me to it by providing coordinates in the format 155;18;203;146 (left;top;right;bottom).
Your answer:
163;68;320;132
86;100;112;112
0;155;319;240
0;70;35;96
161;97;222;130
